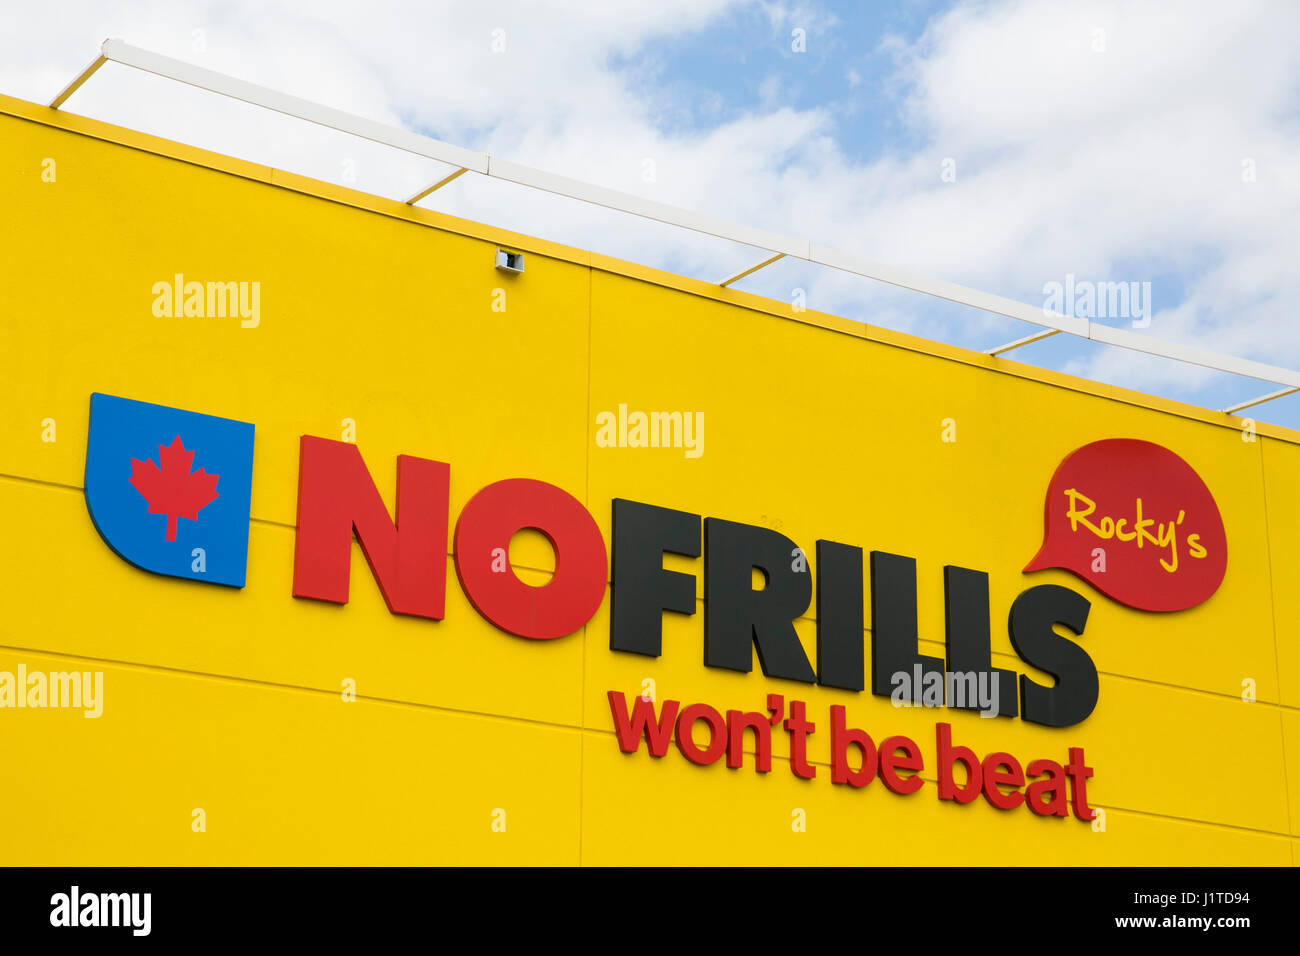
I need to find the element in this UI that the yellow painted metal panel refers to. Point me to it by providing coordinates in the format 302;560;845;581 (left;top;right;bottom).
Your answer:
0;650;581;865
1282;709;1300;838
0;477;585;728
1262;438;1300;709
0;100;1294;864
0;112;592;569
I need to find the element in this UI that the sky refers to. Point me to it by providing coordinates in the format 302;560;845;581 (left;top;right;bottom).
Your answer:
3;0;1299;426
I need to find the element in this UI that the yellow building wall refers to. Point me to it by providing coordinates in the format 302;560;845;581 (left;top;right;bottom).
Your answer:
0;94;1295;864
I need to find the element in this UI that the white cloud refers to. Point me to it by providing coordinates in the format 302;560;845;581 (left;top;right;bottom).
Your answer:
889;2;1300;369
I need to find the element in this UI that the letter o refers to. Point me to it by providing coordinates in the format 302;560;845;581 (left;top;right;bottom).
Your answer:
675;704;727;765
454;478;607;639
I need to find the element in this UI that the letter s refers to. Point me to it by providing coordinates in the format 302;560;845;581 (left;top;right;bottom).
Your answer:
1008;584;1097;727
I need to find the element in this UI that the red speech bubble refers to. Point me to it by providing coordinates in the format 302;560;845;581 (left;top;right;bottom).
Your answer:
1025;439;1226;612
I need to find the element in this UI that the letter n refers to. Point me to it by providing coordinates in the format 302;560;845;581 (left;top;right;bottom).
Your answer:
293;436;449;619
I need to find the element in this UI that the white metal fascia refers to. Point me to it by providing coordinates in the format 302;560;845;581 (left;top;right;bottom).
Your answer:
1222;386;1300;415
487;157;808;257
49;52;107;108
1087;323;1300;390
720;252;785;287
809;244;1089;336
405;167;468;205
99;39;490;173
986;328;1061;356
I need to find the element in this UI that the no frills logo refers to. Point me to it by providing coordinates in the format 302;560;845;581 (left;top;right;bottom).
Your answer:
1025;439;1227;613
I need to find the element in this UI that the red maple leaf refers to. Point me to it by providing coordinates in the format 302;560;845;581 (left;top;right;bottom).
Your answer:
128;435;220;541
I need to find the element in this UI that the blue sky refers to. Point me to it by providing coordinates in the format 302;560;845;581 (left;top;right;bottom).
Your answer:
621;1;946;159
3;0;1298;427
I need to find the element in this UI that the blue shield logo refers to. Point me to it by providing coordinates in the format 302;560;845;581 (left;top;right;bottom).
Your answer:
84;393;255;587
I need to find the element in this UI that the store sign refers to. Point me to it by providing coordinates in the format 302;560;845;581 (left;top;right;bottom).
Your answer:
1025;438;1227;612
84;394;255;587
81;394;1230;821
